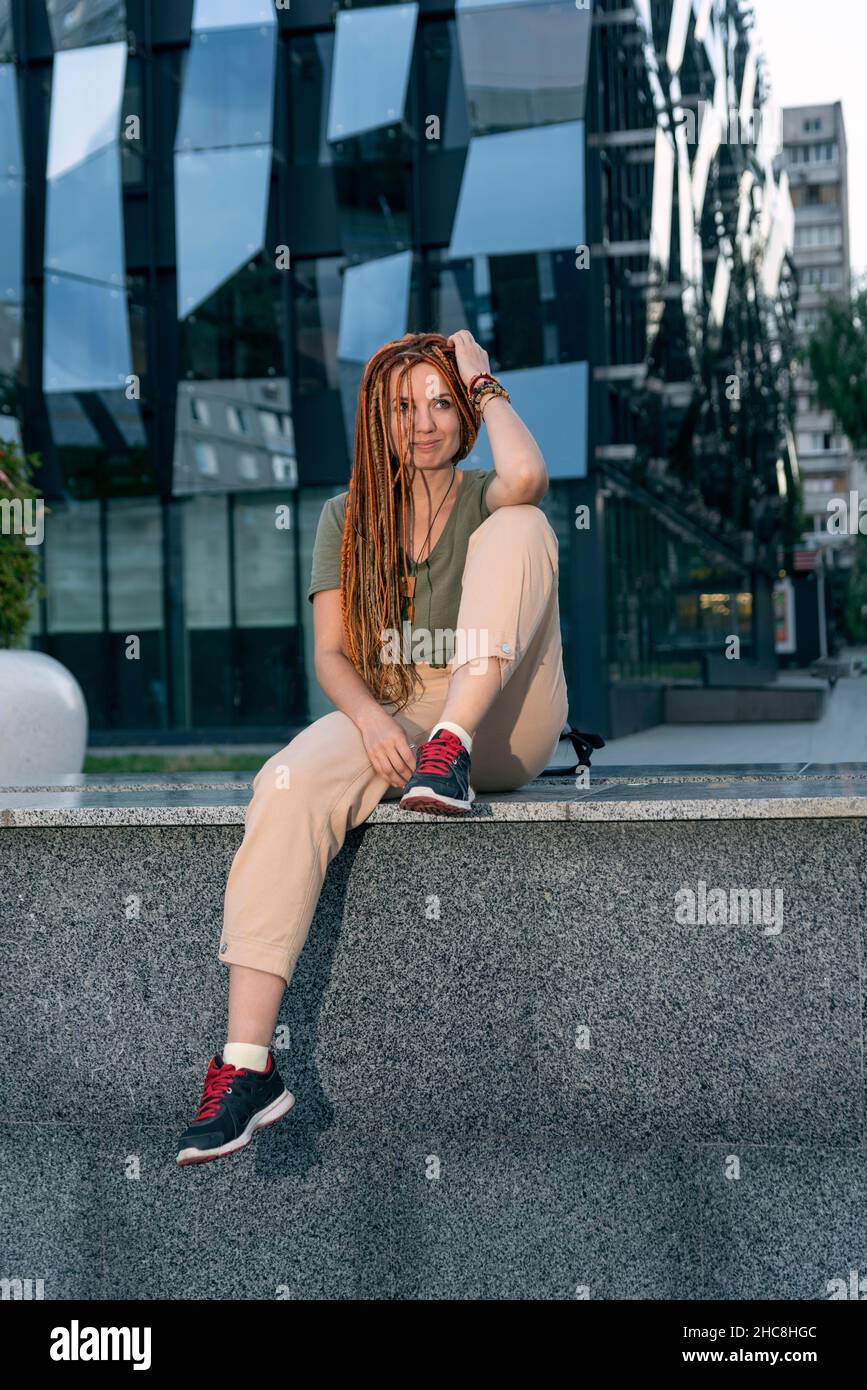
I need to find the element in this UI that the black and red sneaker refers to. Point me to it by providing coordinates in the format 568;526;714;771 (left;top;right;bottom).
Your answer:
399;727;475;815
176;1049;295;1166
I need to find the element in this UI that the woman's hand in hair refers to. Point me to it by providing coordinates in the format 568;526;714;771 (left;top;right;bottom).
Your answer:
447;329;490;389
356;705;418;788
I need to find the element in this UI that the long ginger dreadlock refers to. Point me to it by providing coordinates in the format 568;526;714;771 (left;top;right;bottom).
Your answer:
340;332;480;714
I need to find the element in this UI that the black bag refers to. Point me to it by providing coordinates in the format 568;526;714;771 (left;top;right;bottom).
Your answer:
538;723;606;777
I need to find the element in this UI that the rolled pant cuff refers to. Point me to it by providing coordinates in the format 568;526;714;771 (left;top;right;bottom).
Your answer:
448;634;518;689
218;933;293;988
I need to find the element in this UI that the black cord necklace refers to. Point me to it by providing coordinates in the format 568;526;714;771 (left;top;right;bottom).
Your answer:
401;463;457;626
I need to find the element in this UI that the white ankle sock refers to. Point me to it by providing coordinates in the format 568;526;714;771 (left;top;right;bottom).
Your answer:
223;1042;270;1072
430;720;473;754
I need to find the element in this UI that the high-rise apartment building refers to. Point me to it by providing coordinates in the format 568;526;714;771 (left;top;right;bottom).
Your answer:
781;103;856;543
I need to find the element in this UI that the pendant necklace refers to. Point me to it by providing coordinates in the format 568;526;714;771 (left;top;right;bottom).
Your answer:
400;464;457;625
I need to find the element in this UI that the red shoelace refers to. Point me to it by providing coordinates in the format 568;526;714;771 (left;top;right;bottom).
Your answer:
415;729;464;777
194;1059;245;1121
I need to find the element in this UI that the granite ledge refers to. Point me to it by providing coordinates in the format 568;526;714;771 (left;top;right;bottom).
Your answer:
1;770;867;827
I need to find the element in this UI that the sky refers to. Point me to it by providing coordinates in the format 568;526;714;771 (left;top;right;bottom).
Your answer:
753;0;866;276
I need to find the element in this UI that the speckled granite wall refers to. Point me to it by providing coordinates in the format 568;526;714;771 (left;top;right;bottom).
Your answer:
1;784;866;1299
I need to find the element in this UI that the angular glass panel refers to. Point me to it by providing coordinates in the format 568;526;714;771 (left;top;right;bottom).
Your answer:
294;256;344;392
289;32;335;166
464;361;588;478
44;273;133;392
46;43;126;180
100;387;148;447
46;0;127;50
448;122;584;258
330;154;412;262
182;494;231;628
0;170;23;303
176;22;277;151
46;143;125;284
233;495;297;628
336;250;413;363
0;63;22;173
0;2;12;59
43;391;101;446
107;499;163;632
192;0;275;30
455;0;591;136
175;146;272;317
419;18;470;155
179;260;283;380
327;4;418;140
44;500;103;634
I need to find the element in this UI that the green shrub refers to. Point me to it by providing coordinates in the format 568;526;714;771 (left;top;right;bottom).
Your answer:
0;440;44;650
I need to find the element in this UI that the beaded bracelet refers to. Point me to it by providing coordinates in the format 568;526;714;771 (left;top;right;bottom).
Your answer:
468;371;497;395
471;379;511;415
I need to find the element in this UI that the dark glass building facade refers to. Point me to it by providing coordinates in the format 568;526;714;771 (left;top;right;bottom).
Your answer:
2;0;799;741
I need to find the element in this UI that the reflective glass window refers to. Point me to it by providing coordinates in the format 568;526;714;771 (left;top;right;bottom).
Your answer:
192;0;275;29
0;63;22;173
43;391;101;446
107;499;163;632
175;146;272;317
44;501;102;633
46;43;126;181
176;22;277;152
0;168;23;304
418;19;470;154
45;142;125;284
46;0;127;50
327;4;418;140
195;442;219;476
120;56;145;187
330;156;413;260
337;251;413;363
294;257;345;393
233;495;296;628
289;33;335;166
0;2;12;59
99;389;148;449
448;122;584;258
179;262;284;380
182;495;231;628
462;361;588;478
44;274;133;392
455;0;591;136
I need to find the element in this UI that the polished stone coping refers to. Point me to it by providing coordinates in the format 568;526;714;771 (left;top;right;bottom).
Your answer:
1;765;866;826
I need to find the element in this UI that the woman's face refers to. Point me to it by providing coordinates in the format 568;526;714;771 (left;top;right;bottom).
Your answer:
386;361;461;471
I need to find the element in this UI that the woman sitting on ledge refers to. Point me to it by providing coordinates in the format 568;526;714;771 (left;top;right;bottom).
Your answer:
176;328;570;1166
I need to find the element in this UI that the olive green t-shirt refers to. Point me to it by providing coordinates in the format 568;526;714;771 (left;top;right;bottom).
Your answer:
307;467;497;666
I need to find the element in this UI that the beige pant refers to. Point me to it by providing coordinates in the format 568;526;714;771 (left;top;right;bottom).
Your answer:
220;504;570;986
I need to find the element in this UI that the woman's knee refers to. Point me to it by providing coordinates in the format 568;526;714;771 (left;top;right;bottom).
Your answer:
250;713;350;802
